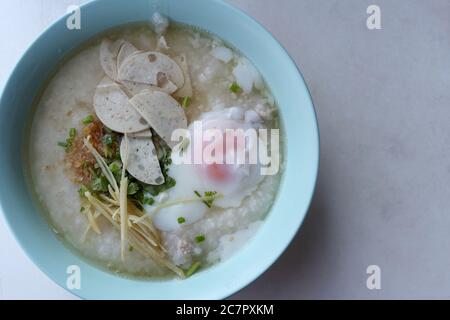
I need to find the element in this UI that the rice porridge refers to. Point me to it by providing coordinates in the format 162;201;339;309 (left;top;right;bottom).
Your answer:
29;17;283;278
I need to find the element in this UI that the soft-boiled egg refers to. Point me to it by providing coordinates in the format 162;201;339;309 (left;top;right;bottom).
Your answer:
151;107;265;231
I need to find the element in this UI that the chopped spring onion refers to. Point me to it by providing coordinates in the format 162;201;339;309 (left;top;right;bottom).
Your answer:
82;114;94;125
58;128;77;152
229;81;241;93
177;217;186;224
194;190;218;208
134;192;223;224
182;96;190;108
195;234;205;243
69;128;77;139
186;262;201;277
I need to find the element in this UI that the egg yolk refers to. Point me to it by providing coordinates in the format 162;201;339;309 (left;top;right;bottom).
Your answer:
205;162;231;182
200;124;248;184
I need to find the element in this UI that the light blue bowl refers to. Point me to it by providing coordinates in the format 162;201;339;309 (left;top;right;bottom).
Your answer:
0;0;318;299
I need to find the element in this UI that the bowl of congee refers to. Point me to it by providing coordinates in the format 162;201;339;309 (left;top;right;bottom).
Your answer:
0;0;319;299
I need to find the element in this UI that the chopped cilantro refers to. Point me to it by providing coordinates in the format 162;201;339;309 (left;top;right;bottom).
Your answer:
102;134;113;146
108;160;122;181
108;160;122;173
144;176;176;196
102;134;115;158
177;217;186;224
131;143;176;197
91;176;109;192
143;147;176;196
143;197;155;206
165;176;176;189
161;149;172;168
127;182;140;195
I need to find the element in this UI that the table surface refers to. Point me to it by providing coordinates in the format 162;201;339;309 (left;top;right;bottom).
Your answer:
1;0;450;299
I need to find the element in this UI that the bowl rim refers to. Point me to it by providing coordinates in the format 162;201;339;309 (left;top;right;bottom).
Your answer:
0;0;319;300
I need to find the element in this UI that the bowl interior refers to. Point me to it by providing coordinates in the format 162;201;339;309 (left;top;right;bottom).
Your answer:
0;0;318;299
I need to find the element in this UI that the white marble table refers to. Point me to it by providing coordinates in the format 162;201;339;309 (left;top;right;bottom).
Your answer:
1;0;449;299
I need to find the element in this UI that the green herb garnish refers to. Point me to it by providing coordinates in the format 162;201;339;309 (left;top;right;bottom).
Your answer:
102;134;113;146
82;114;94;125
78;185;90;197
57;141;68;149
69;128;77;139
128;143;177;198
108;160;121;172
229;82;241;93
143;197;155;206
127;182;140;195
58;128;77;152
128;245;134;252
194;190;218;208
177;217;186;224
144;177;176;196
161;149;172;168
91;175;109;192
143;147;176;196
186;262;201;277
107;160;122;182
195;234;205;243
80;207;85;212
182;96;190;108
165;176;176;189
102;134;114;158
129;187;145;209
